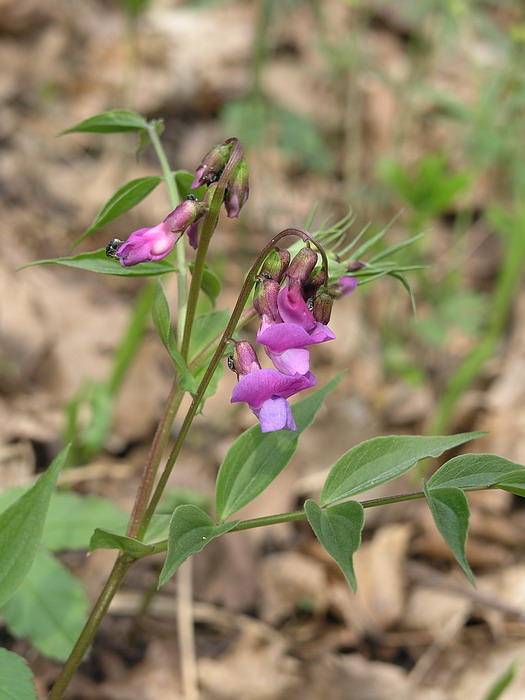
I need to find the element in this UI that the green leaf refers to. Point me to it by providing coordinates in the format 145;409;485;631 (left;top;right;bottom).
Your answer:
20;249;177;276
423;483;474;585
321;432;484;506
74;176;163;247
428;453;524;490
0;446;68;607
188;263;222;305
174;170;207;200
89;528;154;558
42;493;127;551
304;499;364;592
158;505;239;586
152;281;188;374
61;109;149;134
2;550;89;661
0;648;37;700
189;310;230;361
493;470;525;498
216;374;343;521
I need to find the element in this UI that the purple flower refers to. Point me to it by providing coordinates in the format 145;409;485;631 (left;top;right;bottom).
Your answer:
115;221;177;267
336;276;358;297
255;282;334;375
111;198;203;267
231;368;316;432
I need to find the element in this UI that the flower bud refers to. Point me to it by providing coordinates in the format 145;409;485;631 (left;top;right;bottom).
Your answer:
335;276;358;297
347;260;365;271
255;278;280;321
303;266;327;299
164;197;203;234
260;248;291;282
192;142;232;189
231;340;261;376
312;292;333;324
287;247;318;283
224;157;249;218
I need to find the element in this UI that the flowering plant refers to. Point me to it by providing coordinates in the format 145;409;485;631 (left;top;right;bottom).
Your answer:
4;109;525;699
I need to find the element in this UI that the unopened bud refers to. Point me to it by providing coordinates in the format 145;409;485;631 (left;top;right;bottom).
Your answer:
192;142;232;189
231;340;261;376
255;278;280;321
347;260;366;271
303;266;327;298
287;247;318;283
313;292;333;324
260;248;291;282
224;157;249;218
164;198;203;234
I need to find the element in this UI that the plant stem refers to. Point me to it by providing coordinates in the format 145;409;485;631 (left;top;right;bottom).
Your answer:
48;555;133;700
127;381;184;537
180;139;244;361
147;123;186;341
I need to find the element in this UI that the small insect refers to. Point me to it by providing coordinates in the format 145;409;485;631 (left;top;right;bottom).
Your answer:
306;296;315;310
105;238;124;259
227;355;237;373
186;194;198;201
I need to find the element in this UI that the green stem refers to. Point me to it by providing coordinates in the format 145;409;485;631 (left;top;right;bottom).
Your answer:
48;555;133;700
147;124;186;341
144;483;496;556
137;227;323;539
180;139;244;361
127;382;184;537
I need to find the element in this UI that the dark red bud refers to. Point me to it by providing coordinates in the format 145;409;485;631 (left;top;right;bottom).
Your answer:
287;247;318;283
313;292;333;324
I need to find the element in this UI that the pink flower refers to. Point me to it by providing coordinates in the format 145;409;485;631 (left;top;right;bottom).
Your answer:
254;281;334;374
231;368;316;432
110;198;203;267
115;221;177;267
336;276;358;297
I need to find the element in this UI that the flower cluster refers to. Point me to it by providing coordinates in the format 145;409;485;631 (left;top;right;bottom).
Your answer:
230;246;338;433
106;139;249;266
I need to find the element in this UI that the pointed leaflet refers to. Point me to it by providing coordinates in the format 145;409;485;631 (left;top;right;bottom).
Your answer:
20;250;177;276
321;432;484;506
73;176;163;247
422;482;475;585
2;550;89;661
0;648;36;700
304;499;364;592
215;374;343;522
60;109;149;134
0;445;68;607
158;505;239;586
428;453;524;490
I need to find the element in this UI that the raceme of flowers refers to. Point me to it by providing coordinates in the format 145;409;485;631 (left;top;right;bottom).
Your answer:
230;246;356;433
106;139;249;266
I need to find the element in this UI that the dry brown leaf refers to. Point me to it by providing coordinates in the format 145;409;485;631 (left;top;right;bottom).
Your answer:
258;551;329;625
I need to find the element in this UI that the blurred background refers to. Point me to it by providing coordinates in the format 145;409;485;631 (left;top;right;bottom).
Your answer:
2;0;525;698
